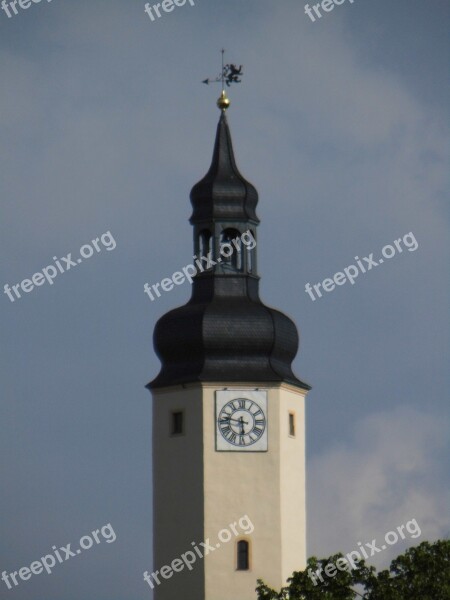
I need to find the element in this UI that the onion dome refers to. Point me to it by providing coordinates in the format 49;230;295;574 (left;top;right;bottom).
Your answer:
190;112;259;223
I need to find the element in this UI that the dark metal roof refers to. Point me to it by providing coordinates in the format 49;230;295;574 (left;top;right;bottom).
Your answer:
148;112;310;392
190;112;259;224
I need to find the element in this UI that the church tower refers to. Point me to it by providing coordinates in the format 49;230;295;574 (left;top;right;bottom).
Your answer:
147;90;311;600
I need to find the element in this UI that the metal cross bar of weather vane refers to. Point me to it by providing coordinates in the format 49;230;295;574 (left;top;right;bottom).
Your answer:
202;49;243;88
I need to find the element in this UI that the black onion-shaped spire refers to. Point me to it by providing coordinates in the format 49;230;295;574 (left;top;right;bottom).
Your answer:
148;111;310;391
190;112;259;223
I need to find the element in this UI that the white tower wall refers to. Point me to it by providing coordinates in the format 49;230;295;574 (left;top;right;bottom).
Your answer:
152;382;307;600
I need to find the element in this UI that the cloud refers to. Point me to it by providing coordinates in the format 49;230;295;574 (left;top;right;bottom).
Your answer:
308;406;450;566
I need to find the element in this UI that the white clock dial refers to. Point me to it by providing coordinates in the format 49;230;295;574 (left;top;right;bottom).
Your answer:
215;390;268;452
218;398;266;447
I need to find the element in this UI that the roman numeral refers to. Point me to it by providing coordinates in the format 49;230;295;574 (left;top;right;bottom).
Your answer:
252;423;264;436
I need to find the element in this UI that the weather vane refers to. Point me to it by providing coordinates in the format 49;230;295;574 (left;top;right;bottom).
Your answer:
202;49;243;111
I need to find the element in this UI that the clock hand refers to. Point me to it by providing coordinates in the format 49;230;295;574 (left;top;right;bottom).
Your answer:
220;416;249;425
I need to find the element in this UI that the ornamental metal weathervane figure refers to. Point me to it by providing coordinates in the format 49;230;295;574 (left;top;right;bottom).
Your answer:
202;49;243;111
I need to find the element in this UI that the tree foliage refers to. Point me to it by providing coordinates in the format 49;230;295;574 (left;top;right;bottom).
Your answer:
256;540;450;600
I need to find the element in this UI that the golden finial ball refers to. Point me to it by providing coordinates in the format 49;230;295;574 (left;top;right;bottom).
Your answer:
217;90;231;111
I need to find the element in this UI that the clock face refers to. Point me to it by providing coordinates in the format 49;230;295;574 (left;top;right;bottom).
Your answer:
218;398;266;447
215;390;268;452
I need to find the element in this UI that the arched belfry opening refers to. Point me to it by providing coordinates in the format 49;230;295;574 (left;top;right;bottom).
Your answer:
220;228;242;270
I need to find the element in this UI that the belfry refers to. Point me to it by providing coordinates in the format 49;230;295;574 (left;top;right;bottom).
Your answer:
147;82;311;600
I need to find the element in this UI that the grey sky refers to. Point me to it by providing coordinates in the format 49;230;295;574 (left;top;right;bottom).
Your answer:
1;1;449;598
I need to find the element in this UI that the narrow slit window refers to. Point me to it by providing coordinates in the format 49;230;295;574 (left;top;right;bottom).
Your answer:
247;230;254;273
237;540;249;571
199;230;212;259
289;412;296;437
171;411;184;435
247;245;252;273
